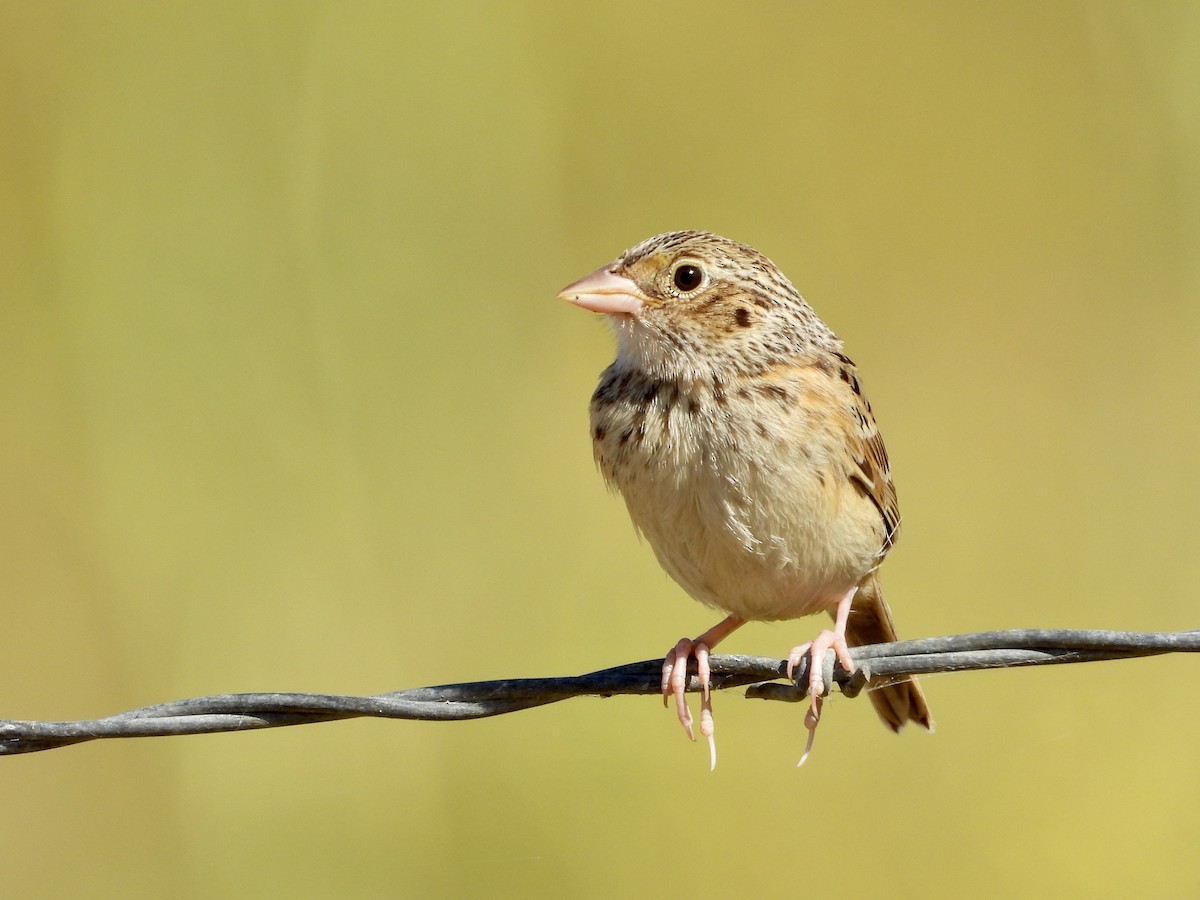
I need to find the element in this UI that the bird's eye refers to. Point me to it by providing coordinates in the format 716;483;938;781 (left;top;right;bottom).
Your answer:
672;263;704;294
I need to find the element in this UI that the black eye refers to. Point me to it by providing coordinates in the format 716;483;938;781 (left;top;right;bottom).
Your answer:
672;263;704;293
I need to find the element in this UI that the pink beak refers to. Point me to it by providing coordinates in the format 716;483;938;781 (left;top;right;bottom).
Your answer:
557;265;645;316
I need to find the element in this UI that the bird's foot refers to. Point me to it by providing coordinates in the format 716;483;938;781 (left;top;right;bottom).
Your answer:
662;637;717;769
786;628;857;766
660;615;745;771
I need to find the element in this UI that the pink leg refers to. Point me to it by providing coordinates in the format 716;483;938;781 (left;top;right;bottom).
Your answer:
661;615;745;769
785;586;859;766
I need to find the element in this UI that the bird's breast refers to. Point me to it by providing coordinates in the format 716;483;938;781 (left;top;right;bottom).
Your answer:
590;368;887;621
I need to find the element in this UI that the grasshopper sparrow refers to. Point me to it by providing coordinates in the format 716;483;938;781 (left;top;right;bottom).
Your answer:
559;231;931;767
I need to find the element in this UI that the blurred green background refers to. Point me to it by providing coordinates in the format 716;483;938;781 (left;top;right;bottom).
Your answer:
3;2;1199;896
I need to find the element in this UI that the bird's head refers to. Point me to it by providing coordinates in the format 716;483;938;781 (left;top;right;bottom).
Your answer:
558;230;838;381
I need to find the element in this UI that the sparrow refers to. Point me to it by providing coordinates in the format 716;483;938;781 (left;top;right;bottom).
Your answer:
558;231;932;768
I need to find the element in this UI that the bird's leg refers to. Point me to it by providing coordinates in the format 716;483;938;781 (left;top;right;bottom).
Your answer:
786;585;859;765
662;614;745;769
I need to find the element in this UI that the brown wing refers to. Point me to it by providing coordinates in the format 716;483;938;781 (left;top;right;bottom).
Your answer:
747;352;901;555
832;351;901;552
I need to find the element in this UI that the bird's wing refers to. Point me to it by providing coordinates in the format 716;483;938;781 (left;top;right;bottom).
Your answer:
831;351;901;551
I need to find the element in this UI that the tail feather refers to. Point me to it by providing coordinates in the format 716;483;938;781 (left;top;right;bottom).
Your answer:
839;574;933;732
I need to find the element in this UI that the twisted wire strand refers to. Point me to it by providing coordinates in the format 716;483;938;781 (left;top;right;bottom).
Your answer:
3;628;1196;755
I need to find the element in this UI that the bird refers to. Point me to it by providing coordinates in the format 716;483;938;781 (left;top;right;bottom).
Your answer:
558;230;932;768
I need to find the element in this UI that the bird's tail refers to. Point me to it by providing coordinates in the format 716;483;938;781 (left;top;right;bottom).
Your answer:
841;573;933;732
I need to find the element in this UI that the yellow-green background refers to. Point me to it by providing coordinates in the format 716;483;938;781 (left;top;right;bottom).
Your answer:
4;3;1198;896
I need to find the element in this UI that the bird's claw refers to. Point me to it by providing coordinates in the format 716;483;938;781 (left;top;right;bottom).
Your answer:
662;638;718;770
787;628;857;765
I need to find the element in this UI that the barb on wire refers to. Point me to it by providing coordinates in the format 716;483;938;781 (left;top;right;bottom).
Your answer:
2;628;1197;756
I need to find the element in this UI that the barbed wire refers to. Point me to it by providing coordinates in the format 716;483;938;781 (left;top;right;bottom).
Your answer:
2;628;1196;756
